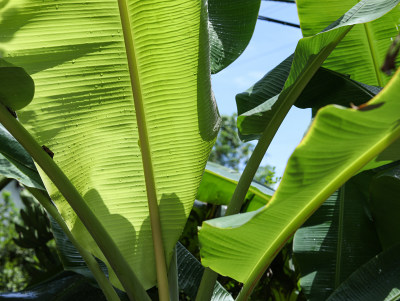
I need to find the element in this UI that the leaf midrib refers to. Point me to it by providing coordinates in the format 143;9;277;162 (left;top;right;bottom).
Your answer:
116;0;169;297
363;22;385;86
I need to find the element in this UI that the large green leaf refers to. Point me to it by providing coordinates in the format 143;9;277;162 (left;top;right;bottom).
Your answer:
297;0;400;87
208;0;261;74
326;244;400;301
236;0;400;141
293;173;382;301
199;51;400;299
198;162;274;210
0;125;44;190
0;0;220;290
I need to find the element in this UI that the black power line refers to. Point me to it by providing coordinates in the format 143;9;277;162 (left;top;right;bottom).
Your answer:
258;15;300;28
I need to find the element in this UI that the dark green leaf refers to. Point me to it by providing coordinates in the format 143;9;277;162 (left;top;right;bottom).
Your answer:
176;242;234;301
209;0;261;73
49;215;108;281
0;271;126;301
326;244;400;301
293;173;382;300
369;162;400;249
0;125;44;190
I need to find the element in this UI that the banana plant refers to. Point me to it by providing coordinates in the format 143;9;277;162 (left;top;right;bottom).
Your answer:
1;0;400;300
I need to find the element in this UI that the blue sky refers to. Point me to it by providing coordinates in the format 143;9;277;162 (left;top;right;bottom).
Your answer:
211;1;311;183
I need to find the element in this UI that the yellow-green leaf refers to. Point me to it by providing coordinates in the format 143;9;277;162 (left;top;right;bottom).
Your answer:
0;0;219;290
297;0;400;86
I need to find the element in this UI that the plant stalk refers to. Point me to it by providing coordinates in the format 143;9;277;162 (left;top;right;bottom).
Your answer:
0;104;150;301
25;186;121;301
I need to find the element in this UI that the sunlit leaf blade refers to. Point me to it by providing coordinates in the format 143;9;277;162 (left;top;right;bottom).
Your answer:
208;0;261;74
326;244;400;301
369;162;400;249
0;125;44;189
176;242;234;301
0;0;219;289
198;162;273;210
236;0;400;141
293;174;382;301
297;0;400;87
199;62;400;292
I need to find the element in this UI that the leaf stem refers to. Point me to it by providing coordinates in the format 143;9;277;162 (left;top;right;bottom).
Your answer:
25;186;121;301
0;104;150;301
116;1;170;300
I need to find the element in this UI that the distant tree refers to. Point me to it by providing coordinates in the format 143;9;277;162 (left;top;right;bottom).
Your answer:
209;114;279;185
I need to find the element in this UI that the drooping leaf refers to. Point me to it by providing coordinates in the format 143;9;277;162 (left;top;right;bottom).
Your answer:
0;125;44;190
0;59;34;111
199;51;400;298
297;0;400;87
198;162;274;211
295;69;381;113
236;0;400;141
0;0;220;290
326;244;400;301
293;174;382;301
208;0;261;74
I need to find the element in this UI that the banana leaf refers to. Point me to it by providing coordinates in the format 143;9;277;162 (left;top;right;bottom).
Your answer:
209;0;261;74
0;0;223;290
296;0;400;86
293;173;382;301
198;162;274;211
0;125;44;190
0;271;128;301
369;163;400;249
326;244;400;301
